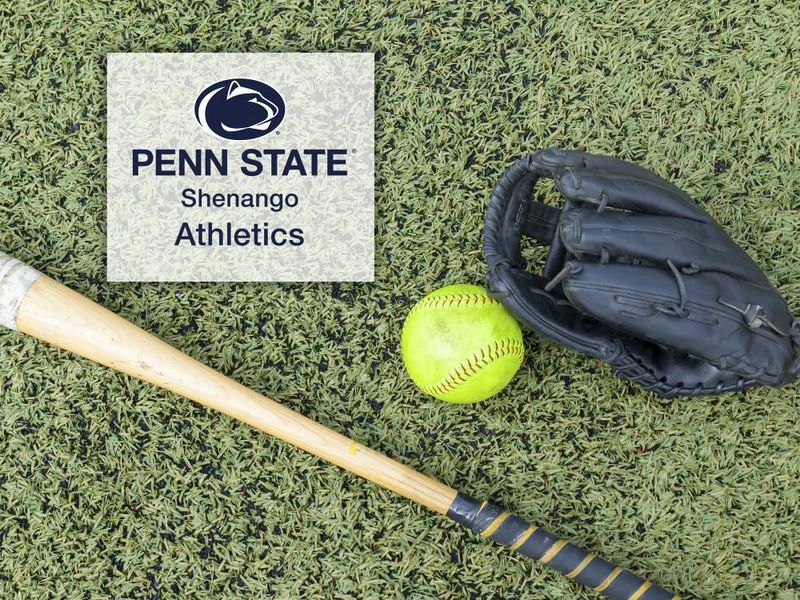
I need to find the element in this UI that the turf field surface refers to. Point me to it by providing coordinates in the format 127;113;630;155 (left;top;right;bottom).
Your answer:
1;2;799;598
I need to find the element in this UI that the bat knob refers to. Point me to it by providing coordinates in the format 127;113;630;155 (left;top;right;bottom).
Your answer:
0;252;41;331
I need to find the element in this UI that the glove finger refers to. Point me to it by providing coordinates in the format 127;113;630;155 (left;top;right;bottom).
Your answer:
532;148;667;182
559;207;770;284
579;150;676;182
561;262;797;384
553;162;704;221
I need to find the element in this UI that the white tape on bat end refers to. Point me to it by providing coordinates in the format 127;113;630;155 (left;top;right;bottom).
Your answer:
0;252;42;331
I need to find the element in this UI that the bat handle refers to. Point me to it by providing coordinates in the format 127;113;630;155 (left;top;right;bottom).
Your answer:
448;494;678;600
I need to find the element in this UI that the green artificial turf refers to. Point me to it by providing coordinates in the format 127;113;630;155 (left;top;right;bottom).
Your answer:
1;1;799;598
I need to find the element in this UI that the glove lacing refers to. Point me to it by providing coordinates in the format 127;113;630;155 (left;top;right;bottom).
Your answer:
655;259;690;318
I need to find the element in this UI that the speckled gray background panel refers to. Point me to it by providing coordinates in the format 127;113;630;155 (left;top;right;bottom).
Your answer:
107;53;374;282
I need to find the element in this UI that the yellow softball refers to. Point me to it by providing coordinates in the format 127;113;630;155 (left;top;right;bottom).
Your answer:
401;284;525;403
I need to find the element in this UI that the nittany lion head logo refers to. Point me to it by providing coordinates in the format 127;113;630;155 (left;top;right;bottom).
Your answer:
194;78;285;141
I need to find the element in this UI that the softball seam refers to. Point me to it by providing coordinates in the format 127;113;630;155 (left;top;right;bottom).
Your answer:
408;293;500;316
421;337;525;398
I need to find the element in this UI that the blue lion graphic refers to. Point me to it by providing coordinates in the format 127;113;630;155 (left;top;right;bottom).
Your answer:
195;78;285;141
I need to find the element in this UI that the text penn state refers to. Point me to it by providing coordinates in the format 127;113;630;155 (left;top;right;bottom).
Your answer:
131;148;349;177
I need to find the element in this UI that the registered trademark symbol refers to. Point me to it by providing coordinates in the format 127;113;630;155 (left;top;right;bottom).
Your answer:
351;148;357;153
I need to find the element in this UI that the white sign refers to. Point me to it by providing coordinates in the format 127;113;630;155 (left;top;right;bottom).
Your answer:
107;53;374;282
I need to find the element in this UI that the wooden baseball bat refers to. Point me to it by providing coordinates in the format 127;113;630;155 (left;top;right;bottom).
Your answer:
0;252;677;599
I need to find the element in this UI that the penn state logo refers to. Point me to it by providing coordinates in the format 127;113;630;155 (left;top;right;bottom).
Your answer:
194;78;285;141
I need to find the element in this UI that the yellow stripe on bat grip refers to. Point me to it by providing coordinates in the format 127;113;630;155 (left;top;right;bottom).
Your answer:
480;512;510;538
509;525;537;550
595;567;623;593
539;539;568;564
447;493;678;600
629;581;653;600
566;553;595;579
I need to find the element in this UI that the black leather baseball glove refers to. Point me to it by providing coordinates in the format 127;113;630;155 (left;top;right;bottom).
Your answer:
484;148;800;397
